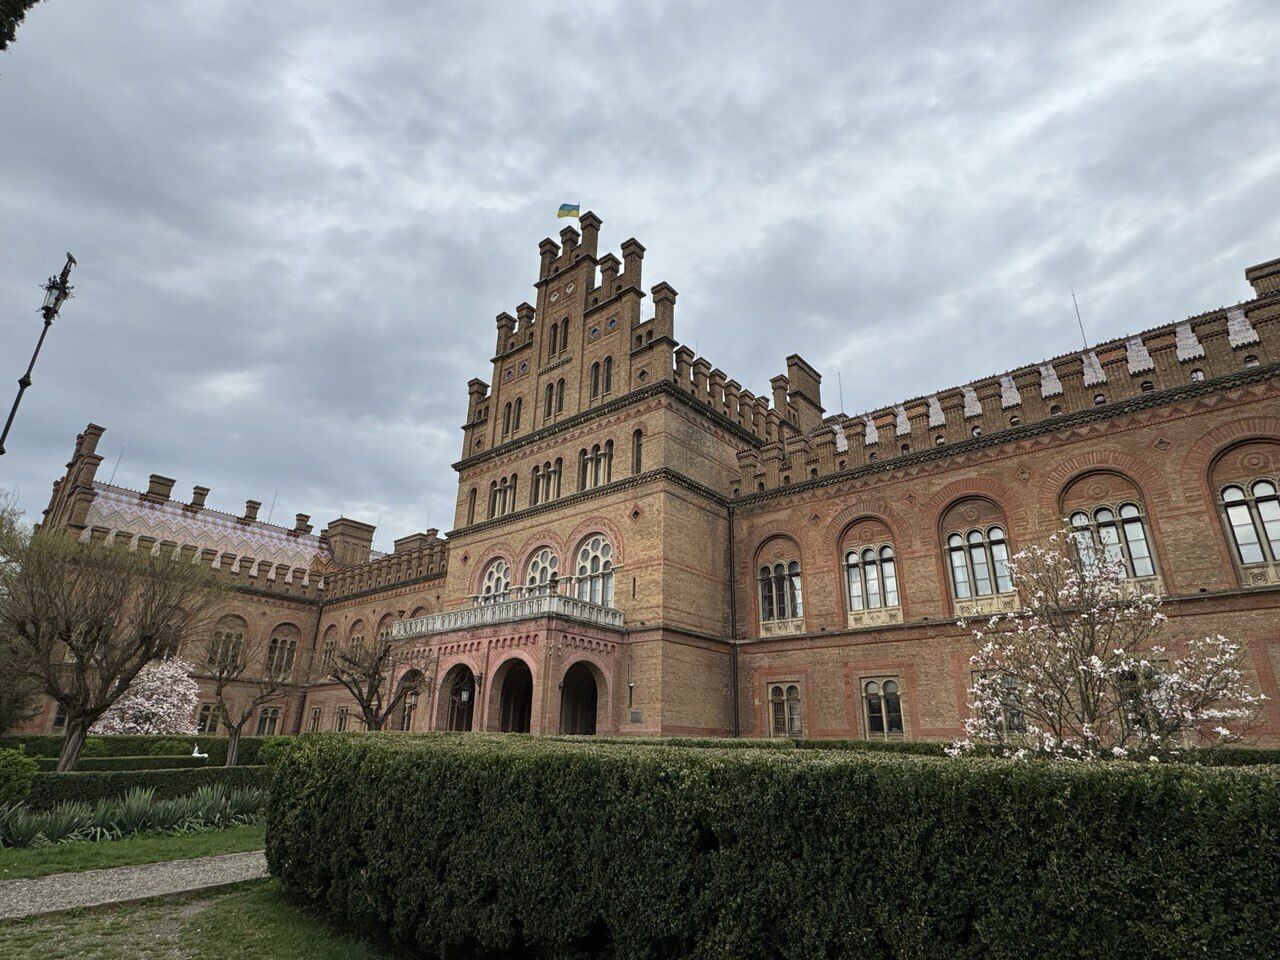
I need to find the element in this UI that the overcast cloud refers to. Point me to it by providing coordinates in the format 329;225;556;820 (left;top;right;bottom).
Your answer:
1;1;1277;548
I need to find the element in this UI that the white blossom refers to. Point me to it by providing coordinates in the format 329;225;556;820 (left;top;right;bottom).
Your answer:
91;658;200;735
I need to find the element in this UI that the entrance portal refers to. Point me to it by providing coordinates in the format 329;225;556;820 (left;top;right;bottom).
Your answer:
497;659;533;733
442;665;476;731
559;661;598;735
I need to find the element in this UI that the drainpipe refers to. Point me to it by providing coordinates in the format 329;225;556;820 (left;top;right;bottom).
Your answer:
727;501;740;737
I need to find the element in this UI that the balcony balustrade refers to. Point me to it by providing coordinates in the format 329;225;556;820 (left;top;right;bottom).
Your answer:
393;589;624;640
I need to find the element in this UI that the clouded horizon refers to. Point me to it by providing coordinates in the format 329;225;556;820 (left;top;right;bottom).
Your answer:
2;1;1277;549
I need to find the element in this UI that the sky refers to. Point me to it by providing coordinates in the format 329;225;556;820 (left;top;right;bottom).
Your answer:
1;1;1278;549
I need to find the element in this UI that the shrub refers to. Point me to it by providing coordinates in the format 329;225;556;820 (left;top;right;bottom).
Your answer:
25;765;268;809
0;747;38;805
0;734;287;765
33;755;214;772
268;734;1280;960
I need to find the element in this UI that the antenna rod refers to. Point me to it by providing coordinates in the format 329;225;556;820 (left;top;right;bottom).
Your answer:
107;444;126;485
837;369;845;415
265;487;278;525
1071;287;1089;350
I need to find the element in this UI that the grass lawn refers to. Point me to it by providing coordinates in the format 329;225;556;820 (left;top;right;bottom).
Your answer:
0;824;266;880
0;879;391;959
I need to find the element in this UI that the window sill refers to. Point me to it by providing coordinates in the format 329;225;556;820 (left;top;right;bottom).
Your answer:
759;618;806;638
1239;562;1280;587
954;593;1020;618
846;606;903;630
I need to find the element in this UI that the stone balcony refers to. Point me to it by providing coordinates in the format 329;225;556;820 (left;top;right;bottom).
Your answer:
392;592;625;640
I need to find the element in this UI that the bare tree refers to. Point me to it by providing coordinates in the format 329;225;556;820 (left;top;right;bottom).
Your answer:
0;530;227;770
205;627;293;766
0;491;40;733
329;631;419;731
953;529;1266;761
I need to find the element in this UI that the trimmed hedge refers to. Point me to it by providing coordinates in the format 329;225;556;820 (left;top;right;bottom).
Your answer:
27;765;269;809
0;748;38;805
0;734;287;766
268;734;1280;960
33;755;215;773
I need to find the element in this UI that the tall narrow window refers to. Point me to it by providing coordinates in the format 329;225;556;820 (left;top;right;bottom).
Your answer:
769;684;803;736
308;707;321;733
467;487;477;525
578;449;589;490
759;560;804;622
947;526;1013;599
632;429;643;475
863;679;904;739
502;403;512;437
561;320;569;352
1068;503;1156;578
526;547;559;596
553;457;563;498
256;706;280;736
603;439;614;483
846;545;899;610
544;383;554;420
590;362;601;399
603;356;613;394
549;322;559;356
574;535;615;606
531;466;541;506
513;397;522;432
1221;482;1280;565
335;706;348;732
488;480;498;519
556;378;565;413
591;443;602;487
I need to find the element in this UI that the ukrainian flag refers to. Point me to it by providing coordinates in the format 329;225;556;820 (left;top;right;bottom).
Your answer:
557;203;580;219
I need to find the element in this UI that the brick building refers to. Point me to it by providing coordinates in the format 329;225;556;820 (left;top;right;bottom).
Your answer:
28;215;1280;745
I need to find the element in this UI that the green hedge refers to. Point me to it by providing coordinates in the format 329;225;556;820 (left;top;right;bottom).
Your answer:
0;748;38;805
267;734;1280;960
0;734;288;765
33;755;216;773
27;765;269;809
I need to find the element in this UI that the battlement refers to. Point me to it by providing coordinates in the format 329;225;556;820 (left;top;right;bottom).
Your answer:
734;261;1279;495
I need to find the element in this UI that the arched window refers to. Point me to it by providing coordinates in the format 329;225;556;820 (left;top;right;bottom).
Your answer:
347;622;365;659
863;678;904;739
320;628;338;669
335;706;348;732
1068;503;1156;578
544;383;554;420
578;449;589;490
590;362;601;399
574;535;614;606
308;707;322;732
549;322;559;355
758;560;803;623
208;621;244;669
1221;481;1280;565
556;378;565;413
466;487;477;525
526;547;559;596
769;683;803;736
1190;368;1205;382
266;634;296;678
560;320;569;352
603;356;613;394
947;526;1012;599
552;457;563;499
531;466;542;506
255;706;280;736
488;480;498;519
480;558;510;604
632;429;643;475
502;403;512;437
513;397;522;432
846;545;899;611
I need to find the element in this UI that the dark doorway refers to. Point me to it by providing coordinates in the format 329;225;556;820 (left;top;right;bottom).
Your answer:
444;666;475;732
498;660;533;733
559;661;598;735
389;670;424;731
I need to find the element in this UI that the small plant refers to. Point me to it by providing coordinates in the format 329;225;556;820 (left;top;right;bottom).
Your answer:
0;747;38;805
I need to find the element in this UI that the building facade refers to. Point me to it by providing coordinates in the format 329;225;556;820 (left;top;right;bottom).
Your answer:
29;215;1280;746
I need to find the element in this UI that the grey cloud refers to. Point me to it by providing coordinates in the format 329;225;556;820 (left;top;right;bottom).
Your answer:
1;0;1277;550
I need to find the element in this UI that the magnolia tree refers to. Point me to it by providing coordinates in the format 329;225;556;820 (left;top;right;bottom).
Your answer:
90;658;200;735
951;531;1266;761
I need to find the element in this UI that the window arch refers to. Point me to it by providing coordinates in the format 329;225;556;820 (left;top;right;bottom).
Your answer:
480;558;510;604
255;706;280;736
846;544;900;611
862;678;904;739
319;626;338;670
266;628;298;679
946;526;1012;599
347;621;365;659
574;535;614;606
208;617;245;669
1221;481;1280;565
1068;503;1155;578
525;547;559;596
769;683;803;736
759;559;804;623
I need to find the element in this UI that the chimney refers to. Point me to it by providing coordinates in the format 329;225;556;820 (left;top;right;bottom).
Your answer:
144;475;175;502
620;238;645;288
651;282;677;342
559;225;580;255
516;302;535;336
538;238;559;279
190;485;209;510
495;312;516;353
598;254;621;292
76;423;106;458
578;211;602;255
294;513;313;534
243;500;261;522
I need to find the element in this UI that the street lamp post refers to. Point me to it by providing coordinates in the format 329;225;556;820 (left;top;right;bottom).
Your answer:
0;253;77;456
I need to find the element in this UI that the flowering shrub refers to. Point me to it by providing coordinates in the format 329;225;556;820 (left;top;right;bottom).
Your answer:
90;658;199;736
951;531;1266;761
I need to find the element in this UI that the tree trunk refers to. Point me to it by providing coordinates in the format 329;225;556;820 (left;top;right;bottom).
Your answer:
57;720;89;772
225;727;242;767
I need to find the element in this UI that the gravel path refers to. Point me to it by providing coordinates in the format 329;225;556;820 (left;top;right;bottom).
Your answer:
0;850;268;920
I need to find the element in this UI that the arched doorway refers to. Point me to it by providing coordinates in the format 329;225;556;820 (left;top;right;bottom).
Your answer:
496;659;533;733
560;661;599;735
442;665;476;732
389;669;424;731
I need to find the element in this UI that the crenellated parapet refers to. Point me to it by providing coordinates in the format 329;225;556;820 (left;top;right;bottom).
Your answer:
735;258;1279;496
321;531;448;599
